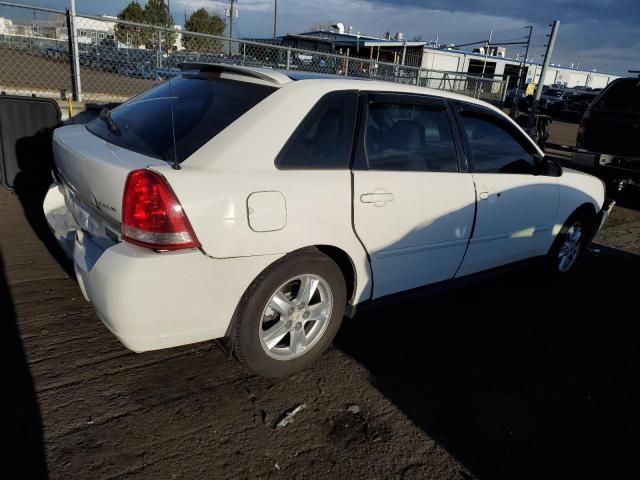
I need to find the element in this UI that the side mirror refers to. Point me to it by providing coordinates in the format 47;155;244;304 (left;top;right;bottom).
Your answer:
535;154;563;177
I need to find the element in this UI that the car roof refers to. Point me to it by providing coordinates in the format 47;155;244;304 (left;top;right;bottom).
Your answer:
178;62;496;108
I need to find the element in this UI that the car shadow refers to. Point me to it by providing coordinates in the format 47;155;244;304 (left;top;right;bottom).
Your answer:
0;251;48;479
336;245;640;479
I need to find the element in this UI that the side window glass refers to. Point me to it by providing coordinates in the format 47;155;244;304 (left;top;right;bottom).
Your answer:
365;102;458;172
276;91;357;169
461;113;536;174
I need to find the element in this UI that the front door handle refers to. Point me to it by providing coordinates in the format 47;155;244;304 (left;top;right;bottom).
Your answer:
360;192;395;206
479;191;502;200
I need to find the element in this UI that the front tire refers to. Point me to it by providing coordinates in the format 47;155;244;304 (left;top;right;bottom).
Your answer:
547;211;593;274
232;249;346;377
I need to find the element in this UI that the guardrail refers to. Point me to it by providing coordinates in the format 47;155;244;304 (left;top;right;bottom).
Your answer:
0;1;508;104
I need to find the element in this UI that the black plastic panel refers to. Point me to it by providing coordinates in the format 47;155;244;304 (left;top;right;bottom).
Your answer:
0;95;61;192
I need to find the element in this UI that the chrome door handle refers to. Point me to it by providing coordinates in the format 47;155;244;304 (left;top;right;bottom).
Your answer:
360;192;394;205
479;191;489;200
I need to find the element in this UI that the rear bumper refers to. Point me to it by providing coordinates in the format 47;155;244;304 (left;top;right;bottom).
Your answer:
572;151;640;175
43;184;282;352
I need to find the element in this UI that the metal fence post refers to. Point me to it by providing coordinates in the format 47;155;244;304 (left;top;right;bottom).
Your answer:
286;47;291;70
500;75;510;107
65;8;81;101
415;68;421;86
344;50;350;77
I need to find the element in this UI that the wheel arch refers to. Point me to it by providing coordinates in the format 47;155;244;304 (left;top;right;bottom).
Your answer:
223;244;359;342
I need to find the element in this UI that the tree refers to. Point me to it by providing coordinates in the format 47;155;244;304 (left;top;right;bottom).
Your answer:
114;1;147;47
143;0;176;51
183;8;226;53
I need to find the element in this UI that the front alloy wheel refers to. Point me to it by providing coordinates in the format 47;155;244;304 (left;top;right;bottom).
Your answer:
557;222;584;272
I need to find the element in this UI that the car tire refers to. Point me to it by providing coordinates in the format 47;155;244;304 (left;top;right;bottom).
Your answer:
546;210;593;274
232;249;346;378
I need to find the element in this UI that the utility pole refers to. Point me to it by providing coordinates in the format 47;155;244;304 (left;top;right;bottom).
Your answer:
509;25;532;118
481;29;493;76
527;20;560;130
229;0;236;39
273;0;278;38
69;0;82;101
227;0;237;55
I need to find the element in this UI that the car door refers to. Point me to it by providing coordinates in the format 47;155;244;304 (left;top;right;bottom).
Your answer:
352;93;477;299
453;102;559;277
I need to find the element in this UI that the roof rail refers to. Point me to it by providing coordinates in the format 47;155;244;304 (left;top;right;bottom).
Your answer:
178;63;292;86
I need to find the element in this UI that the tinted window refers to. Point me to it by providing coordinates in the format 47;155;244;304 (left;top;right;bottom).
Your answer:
86;74;275;163
276;91;357;169
545;89;564;98
461;112;536;174
365;102;458;172
594;79;640;112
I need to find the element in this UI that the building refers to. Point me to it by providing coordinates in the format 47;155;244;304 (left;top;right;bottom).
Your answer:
252;25;619;90
422;46;618;89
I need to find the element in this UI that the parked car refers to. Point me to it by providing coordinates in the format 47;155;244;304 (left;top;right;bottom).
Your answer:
44;64;613;377
504;88;529;110
538;87;573;114
562;90;599;118
573;76;640;190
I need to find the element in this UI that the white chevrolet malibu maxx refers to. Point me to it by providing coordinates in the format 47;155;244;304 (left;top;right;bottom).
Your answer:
44;64;613;377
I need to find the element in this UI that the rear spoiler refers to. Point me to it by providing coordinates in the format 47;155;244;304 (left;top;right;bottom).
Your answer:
178;63;292;86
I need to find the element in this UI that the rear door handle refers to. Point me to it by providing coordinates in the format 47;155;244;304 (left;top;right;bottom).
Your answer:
360;192;395;206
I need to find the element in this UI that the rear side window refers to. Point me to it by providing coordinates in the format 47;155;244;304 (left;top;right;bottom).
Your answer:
86;74;275;163
460;111;536;174
594;79;640;112
276;91;358;169
365;102;458;172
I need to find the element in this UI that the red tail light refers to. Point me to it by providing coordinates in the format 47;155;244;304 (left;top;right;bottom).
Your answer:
122;169;200;251
576;118;587;147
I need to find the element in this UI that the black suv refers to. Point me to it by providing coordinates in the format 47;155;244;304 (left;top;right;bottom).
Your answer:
572;77;640;189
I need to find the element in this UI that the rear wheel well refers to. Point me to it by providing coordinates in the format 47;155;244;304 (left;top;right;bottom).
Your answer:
313;245;356;305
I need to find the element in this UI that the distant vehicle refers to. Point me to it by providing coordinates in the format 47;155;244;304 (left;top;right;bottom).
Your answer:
539;88;573;114
573;77;640;190
44;64;612;377
562;91;599;118
504;88;528;109
41;45;67;61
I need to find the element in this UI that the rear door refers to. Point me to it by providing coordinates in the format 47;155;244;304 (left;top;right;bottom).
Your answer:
352;93;476;299
583;78;640;156
453;102;559;276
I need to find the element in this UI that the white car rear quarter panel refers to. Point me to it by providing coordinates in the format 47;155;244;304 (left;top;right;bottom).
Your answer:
73;233;282;352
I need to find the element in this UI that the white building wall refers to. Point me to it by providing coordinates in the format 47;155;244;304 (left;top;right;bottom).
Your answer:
423;46;620;90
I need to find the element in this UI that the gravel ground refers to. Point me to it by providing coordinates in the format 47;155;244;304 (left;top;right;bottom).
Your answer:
2;112;640;480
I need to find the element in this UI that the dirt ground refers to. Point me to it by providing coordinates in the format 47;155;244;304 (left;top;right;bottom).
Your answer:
2;119;640;480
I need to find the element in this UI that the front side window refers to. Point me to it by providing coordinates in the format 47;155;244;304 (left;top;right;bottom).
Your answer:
276;91;357;169
460;111;536;174
365;101;458;172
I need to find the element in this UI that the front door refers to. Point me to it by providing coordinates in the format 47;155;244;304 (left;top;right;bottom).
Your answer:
454;103;559;276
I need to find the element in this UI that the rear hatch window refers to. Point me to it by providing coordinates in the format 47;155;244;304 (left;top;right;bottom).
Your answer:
594;79;640;112
86;73;276;163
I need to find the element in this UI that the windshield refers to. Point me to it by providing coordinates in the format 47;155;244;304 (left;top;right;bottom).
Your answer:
86;74;276;163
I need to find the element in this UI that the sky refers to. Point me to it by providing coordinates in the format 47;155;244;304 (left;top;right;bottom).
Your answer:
3;0;638;75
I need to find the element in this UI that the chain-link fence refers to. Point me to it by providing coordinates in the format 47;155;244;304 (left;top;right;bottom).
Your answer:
0;1;508;105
